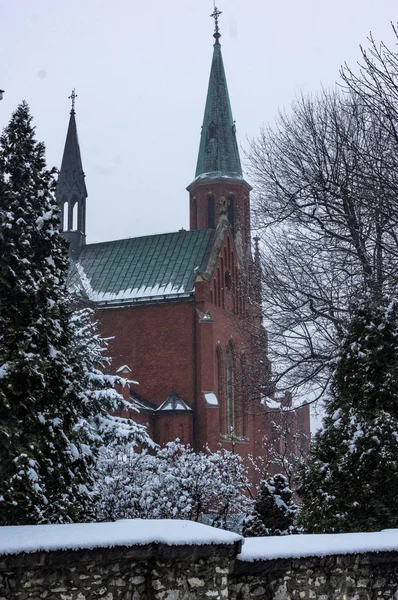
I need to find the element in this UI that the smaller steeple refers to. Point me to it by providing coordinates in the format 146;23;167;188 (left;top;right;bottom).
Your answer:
56;89;88;259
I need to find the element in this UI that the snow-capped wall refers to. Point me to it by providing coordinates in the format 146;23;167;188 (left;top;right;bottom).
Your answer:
1;521;398;599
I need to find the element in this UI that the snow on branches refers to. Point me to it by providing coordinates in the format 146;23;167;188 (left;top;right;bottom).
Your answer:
94;441;252;528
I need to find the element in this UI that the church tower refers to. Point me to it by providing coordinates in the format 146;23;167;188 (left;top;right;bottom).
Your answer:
187;7;252;260
56;90;88;259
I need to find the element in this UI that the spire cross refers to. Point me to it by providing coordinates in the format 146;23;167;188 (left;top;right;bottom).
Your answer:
210;5;222;41
68;89;78;113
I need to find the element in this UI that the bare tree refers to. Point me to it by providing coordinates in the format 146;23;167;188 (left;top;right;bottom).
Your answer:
247;86;398;401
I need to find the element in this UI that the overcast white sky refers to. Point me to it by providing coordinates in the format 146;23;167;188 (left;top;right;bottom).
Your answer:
1;0;397;244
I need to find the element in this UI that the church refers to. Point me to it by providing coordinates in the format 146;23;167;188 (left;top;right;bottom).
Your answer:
56;9;310;465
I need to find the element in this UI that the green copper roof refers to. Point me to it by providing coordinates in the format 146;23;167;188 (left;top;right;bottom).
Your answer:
195;39;242;179
69;229;215;304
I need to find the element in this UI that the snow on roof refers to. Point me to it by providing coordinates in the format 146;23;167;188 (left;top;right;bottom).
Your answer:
116;365;132;374
0;519;243;556
204;392;219;406
92;283;189;304
157;392;193;412
238;530;398;562
68;230;215;305
260;396;281;410
128;390;157;414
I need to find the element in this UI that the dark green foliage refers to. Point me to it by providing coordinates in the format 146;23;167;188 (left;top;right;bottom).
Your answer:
242;473;298;537
0;102;95;524
298;299;398;533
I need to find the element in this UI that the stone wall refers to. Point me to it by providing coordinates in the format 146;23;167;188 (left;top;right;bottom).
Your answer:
0;542;237;600
230;552;398;600
1;521;398;600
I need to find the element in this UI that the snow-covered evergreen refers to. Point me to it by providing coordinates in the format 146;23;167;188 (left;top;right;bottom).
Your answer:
0;103;152;525
69;307;152;449
242;473;298;537
298;298;398;533
0;103;95;523
95;441;251;527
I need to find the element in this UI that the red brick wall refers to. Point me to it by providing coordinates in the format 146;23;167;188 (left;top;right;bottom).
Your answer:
99;301;195;407
193;228;272;466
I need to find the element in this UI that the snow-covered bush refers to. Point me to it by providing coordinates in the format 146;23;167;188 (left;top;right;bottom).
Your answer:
94;441;251;527
242;473;298;537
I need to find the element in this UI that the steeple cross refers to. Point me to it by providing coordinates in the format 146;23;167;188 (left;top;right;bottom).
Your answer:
68;89;78;113
211;5;222;40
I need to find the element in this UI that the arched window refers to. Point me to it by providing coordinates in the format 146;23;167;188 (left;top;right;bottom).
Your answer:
227;196;234;234
225;271;232;290
208;121;217;140
217;267;221;307
216;345;225;434
63;202;68;232
192;197;197;230
208;195;215;228
220;257;225;308
241;354;248;438
226;343;235;435
72;201;78;231
214;279;218;306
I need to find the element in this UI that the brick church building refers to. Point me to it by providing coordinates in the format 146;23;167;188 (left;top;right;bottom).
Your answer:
57;11;310;465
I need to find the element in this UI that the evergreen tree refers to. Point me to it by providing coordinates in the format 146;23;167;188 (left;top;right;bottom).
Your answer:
0;102;95;524
242;473;298;537
69;306;152;449
298;298;398;533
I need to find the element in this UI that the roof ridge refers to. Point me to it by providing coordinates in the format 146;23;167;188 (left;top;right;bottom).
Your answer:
83;228;213;249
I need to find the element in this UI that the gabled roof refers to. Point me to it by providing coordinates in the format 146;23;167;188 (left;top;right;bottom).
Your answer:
194;37;242;180
69;229;215;305
157;391;193;413
129;390;157;415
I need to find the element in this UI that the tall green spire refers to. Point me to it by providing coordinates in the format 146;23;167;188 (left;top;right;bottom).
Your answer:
195;9;242;179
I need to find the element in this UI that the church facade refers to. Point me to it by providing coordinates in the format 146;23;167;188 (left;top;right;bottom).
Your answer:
57;13;310;466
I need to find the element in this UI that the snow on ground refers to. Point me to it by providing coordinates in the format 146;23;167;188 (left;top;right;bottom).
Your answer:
0;519;243;556
239;529;398;562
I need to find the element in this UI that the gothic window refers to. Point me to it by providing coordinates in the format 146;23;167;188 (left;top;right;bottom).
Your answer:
220;257;225;308
62;202;68;232
225;271;232;290
241;354;248;438
208;195;215;228
226;343;235;435
214;279;218;306
216;345;225;434
192;197;198;229
72;200;78;231
208;121;217;140
227;196;234;234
